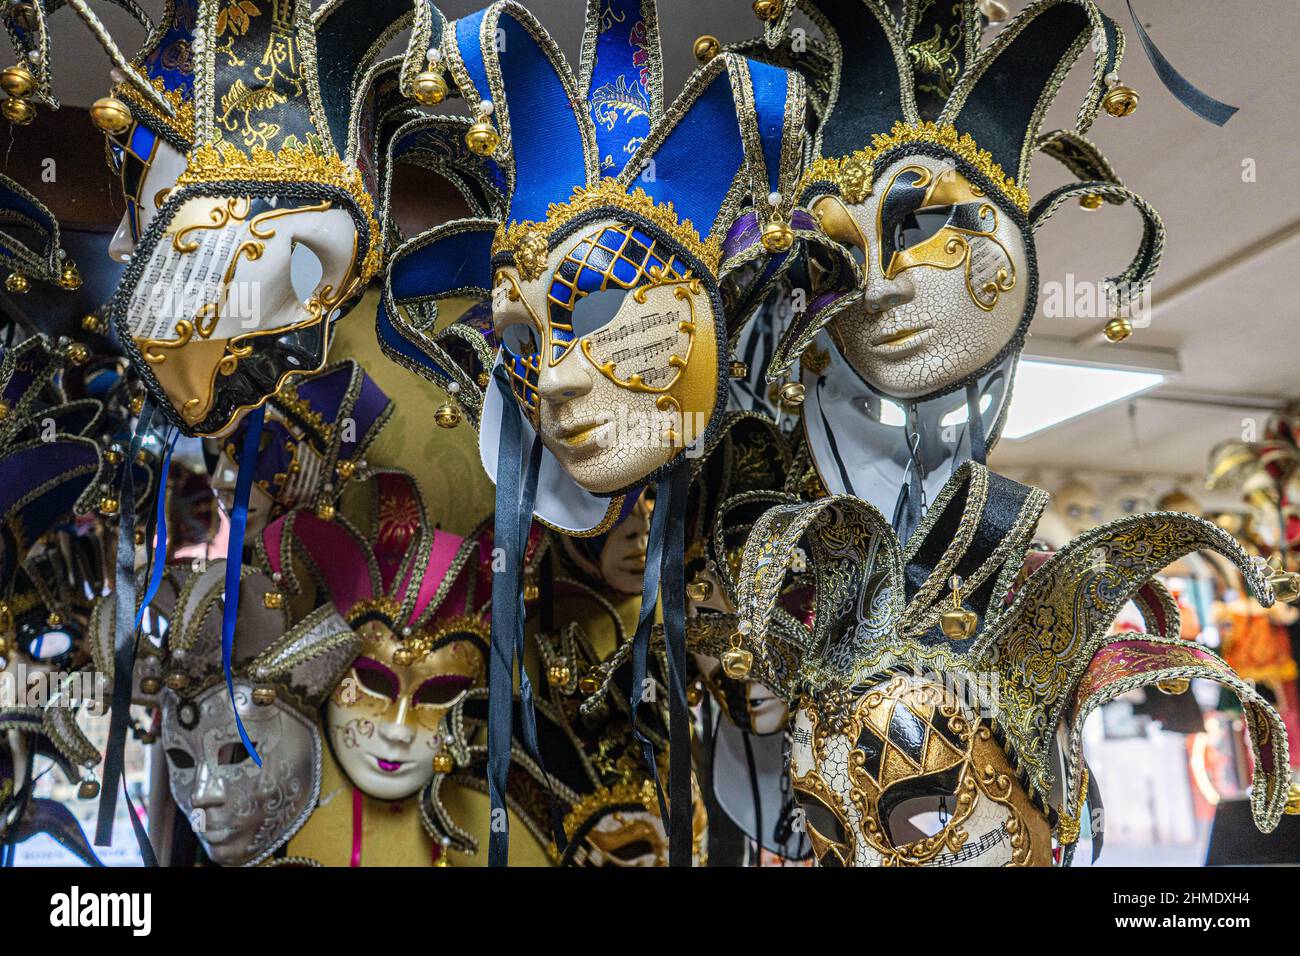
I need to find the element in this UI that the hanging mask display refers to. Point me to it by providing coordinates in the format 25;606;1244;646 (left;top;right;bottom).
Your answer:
148;560;358;865
377;0;819;867
729;463;1297;866
747;0;1164;540
259;471;493;802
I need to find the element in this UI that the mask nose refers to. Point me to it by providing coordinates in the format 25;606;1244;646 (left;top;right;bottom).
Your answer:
191;764;226;808
862;269;915;317
536;348;594;406
379;698;417;744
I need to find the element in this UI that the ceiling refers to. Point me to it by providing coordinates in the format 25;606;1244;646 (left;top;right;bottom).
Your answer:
28;0;1300;486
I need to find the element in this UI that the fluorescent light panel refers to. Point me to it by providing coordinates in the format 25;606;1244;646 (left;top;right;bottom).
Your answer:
1001;360;1164;440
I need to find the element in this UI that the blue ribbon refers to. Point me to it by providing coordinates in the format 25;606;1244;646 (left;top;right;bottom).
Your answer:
222;405;265;767
136;427;178;627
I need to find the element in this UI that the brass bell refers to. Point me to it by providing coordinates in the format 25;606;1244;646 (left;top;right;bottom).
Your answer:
59;262;82;290
465;106;499;157
432;751;454;774
1078;193;1104;210
78;777;101;800
66;343;89;365
315;500;336;521
129;394;144;415
140;676;162;695
435;402;461;428
46;611;63;628
0;636;9;656
1266;555;1300;604
134;528;146;547
728;359;749;379
0;64;35;99
778;382;805;411
1;96;34;125
1102;82;1139;118
693;35;720;63
762;218;795;253
90;95;132;135
4;272;29;294
263;590;284;610
685;575;713;603
99;495;120;516
1156;677;1190;696
252;686;278;706
686;682;704;707
548;661;572;687
1285;782;1300;816
1103;316;1133;342
579;670;601;695
336;459;356;480
393;646;416;667
0;401;7;421
721;642;753;680
164;672;189;691
753;0;783;22
977;0;1010;22
939;575;978;640
411;70;447;106
523;575;540;602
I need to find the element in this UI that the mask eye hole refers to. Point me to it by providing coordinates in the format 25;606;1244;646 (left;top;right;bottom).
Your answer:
413;674;473;708
217;741;255;765
353;657;399;701
500;321;540;357
894;206;954;252
570;287;626;338
22;628;73;661
794;786;852;866
166;747;196;769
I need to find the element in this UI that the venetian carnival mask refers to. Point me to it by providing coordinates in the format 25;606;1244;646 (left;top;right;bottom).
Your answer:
732;463;1297;867
47;0;443;437
560;491;652;594
260;471;494;801
153;562;359;866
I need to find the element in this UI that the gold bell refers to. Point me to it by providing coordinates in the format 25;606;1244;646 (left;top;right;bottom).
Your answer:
753;0;783;22
1285;782;1300;816
693;35;720;63
1156;677;1190;696
78;777;101;800
1266;555;1300;604
686;682;704;707
46;611;63;628
465;115;499;157
0;64;34;99
315;500;336;521
1103;316;1133;343
59;262;82;290
99;495;120;516
1079;193;1104;210
778;382;805;411
81;313;104;333
0;636;9;656
129;394;145;415
939;575;978;640
66;343;89;365
263;590;284;610
762;218;795;254
432;751;454;774
579;670;601;695
721;632;753;679
548;661;572;687
435;402;461;428
1102;82;1139;118
252;686;278;706
728;360;749;379
140;676;162;695
393;646;416;668
90;95;132;135
164;672;189;691
685;575;713;603
1;96;34;125
0;401;7;421
4;272;29;294
523;575;540;602
335;459;356;480
411;70;447;106
133;528;146;547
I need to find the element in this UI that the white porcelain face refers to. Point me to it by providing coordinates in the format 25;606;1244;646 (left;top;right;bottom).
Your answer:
210;448;275;537
1054;480;1103;537
815;154;1030;400
327;620;485;801
492;217;720;495
790;672;1050;867
161;681;319;866
692;651;790;736
561;491;652;594
105;122;360;436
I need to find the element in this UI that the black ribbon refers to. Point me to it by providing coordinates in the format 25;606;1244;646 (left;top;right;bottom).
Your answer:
965;381;987;465
95;398;157;862
1126;0;1237;126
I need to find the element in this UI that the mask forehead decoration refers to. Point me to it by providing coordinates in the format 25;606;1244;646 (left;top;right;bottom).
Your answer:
150;559;359;865
730;463;1297;866
755;0;1168;540
377;0;819;868
34;0;445;438
259;471;497;801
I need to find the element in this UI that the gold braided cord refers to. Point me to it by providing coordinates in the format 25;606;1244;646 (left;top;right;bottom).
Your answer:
174;141;382;281
800;121;1031;213
549;778;660;864
493;178;724;276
